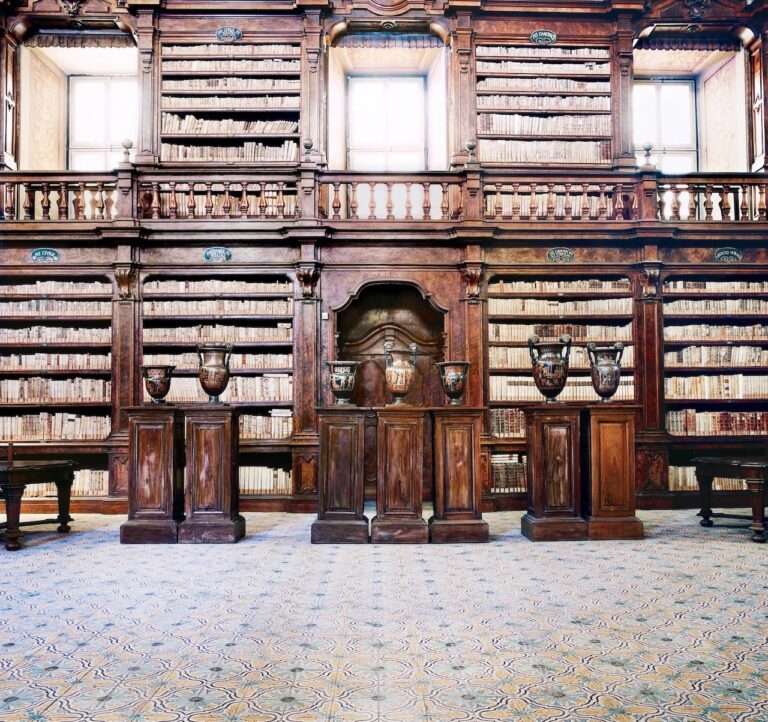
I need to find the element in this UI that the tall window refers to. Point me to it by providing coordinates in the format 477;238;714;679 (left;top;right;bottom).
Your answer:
633;80;697;173
347;76;426;171
69;76;138;170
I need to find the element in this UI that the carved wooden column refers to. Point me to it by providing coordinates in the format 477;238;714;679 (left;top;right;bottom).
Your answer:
583;405;644;539
521;405;587;541
301;9;325;163
177;406;244;543
135;8;158;164
1;27;18;170
120;407;184;544
312;408;368;543
451;12;475;166
612;13;636;168
372;408;428;543
430;407;489;543
460;259;484;407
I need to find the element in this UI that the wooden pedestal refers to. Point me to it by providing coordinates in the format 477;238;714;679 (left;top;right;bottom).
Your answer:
371;408;429;543
521;405;588;541
311;409;369;543
429;408;489;543
177;406;245;544
120;406;184;544
583;406;644;540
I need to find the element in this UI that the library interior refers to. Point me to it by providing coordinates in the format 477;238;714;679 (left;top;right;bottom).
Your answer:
1;0;767;719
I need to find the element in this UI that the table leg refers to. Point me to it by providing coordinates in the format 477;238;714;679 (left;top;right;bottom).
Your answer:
1;485;25;551
697;474;714;527
54;476;74;534
746;480;766;543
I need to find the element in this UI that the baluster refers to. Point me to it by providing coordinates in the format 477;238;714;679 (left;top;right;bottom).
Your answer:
385;182;394;220
105;189;115;220
4;183;16;221
240;183;249;218
368;182;377;219
76;183;86;220
95;182;106;220
276;182;285;218
23;183;32;220
167;182;177;219
494;183;503;219
350;182;359;220
740;183;750;221
704;184;714;220
670;187;681;221
687;184;696;220
187;184;196;218
421;182;431;220
528;182;537;219
331;182;341;220
440;183;449;220
720;184;731;220
581;183;590;219
546;182;555;220
657;186;665;220
596;183;606;219
41;182;51;220
221;182;231;218
404;182;413;221
563;183;572;220
511;182;520;220
760;184;768;221
203;182;213;218
258;182;267;217
151;182;160;220
57;183;68;220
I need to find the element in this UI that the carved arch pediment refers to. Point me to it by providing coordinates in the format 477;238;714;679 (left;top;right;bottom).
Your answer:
642;0;748;22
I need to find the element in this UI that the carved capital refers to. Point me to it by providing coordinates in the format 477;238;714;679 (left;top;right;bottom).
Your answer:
113;263;136;300
461;265;483;301
59;0;84;15
296;264;320;299
638;265;661;300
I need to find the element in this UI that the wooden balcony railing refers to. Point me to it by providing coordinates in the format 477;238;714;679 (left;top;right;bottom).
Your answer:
655;174;768;221
1;173;120;221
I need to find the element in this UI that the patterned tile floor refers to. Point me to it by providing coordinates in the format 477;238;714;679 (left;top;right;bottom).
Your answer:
1;509;767;722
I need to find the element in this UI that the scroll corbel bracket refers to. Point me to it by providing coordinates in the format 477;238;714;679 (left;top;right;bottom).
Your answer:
461;265;483;303
113;264;137;301
296;264;320;300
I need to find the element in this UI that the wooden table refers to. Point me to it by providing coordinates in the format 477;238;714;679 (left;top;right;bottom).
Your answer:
693;456;768;543
0;461;77;551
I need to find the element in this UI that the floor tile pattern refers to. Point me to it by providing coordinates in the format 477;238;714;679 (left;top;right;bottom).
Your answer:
1;509;767;721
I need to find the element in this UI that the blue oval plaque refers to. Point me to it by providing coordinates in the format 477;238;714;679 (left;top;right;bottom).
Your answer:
204;247;232;263
216;27;243;43
30;248;60;264
546;247;575;264
714;247;743;263
530;29;557;46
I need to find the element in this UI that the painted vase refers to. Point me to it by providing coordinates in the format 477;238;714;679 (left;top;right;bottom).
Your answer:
142;365;175;404
327;361;360;405
197;343;232;403
587;342;624;402
435;361;471;405
528;334;572;403
384;342;418;406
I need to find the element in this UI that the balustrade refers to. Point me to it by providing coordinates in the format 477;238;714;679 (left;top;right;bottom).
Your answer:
656;175;768;222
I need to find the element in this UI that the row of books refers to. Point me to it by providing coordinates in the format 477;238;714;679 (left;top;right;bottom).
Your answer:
162;77;301;91
477;46;609;59
23;469;109;498
664;299;768;315
668;466;746;492
664;280;768;292
144;279;292;294
143;299;293;316
478;139;611;164
240;410;293;439
143;352;292;369
477;95;610;111
478;113;611;136
143;323;291;343
0;378;110;403
490;375;634;401
161;114;299;135
664;324;768;340
162;59;301;73
489;345;635;368
664;375;768;400
163;44;300;57
0;281;111;295
160;141;298;162
476;77;610;93
488;297;632;315
3;327;111;343
489;408;526;438
145;375;293;403
162;95;300;110
239;466;292;495
666;410;768;436
0;300;111;317
490;453;527;493
489;322;632;342
0;353;112;371
489;279;631;293
477;60;609;75
0;413;110;440
150;190;297;219
664;345;768;366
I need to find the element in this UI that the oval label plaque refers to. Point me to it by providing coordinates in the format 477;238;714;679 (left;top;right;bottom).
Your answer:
204;247;232;263
546;247;575;264
30;248;60;264
530;29;557;46
216;27;243;43
714;247;743;263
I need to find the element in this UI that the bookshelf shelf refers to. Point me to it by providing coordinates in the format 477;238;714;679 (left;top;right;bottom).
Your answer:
0;369;112;377
160;133;301;140
488;313;633;322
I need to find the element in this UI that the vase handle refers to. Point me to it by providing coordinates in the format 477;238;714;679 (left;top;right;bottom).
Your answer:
224;343;233;368
527;335;540;364
614;341;624;366
409;343;418;368
586;342;597;367
559;334;572;362
196;345;204;369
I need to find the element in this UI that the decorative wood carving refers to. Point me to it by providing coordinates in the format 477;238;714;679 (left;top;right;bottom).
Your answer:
59;0;83;15
461;265;482;301
639;265;661;299
637;449;669;492
113;263;136;300
296;264;320;299
294;453;318;495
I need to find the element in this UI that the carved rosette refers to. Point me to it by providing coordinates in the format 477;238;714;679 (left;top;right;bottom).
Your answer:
113;264;136;300
296;265;320;300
